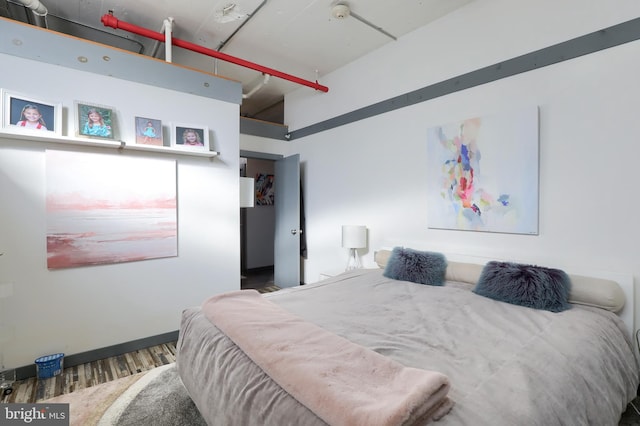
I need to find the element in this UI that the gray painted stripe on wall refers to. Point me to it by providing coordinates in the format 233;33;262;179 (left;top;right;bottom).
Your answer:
240;117;289;139
287;17;640;141
240;150;284;160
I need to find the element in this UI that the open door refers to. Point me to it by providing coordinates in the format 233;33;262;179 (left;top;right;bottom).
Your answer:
274;154;300;287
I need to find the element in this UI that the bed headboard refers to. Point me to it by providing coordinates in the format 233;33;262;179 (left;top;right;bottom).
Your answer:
374;249;635;336
563;268;634;337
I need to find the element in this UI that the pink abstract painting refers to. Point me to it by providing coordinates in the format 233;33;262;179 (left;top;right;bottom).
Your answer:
46;150;177;269
426;106;539;234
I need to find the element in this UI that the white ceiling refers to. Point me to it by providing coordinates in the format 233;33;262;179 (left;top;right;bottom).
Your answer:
2;0;473;123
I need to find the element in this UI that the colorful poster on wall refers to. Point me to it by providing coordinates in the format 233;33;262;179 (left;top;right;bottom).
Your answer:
46;150;177;269
426;106;539;234
255;173;274;205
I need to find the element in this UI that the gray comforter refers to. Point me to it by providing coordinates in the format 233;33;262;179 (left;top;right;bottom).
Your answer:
177;269;639;426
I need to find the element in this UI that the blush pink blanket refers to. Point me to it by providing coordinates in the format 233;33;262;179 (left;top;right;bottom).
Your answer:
202;290;454;426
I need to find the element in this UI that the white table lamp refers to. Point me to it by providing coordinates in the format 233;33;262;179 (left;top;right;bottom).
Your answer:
342;225;367;270
240;177;255;208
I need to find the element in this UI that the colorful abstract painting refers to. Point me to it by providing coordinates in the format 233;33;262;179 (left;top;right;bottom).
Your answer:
426;106;539;234
46;150;177;269
255;173;274;205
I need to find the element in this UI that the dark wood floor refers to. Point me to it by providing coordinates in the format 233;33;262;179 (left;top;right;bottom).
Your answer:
241;266;275;290
1;342;177;403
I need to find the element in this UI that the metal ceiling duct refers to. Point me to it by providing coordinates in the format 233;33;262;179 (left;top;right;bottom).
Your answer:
5;0;144;53
13;0;47;28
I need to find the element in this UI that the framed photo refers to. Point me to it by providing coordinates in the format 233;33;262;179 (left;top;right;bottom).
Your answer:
1;89;62;135
172;124;209;151
75;101;116;140
135;116;164;146
255;173;275;205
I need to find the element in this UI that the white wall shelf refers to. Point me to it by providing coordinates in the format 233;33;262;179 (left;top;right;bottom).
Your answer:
0;130;220;158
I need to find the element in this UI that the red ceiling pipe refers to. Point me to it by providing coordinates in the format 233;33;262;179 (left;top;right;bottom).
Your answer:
101;13;329;93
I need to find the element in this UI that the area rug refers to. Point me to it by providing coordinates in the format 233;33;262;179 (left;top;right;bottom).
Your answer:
42;363;205;426
39;360;640;425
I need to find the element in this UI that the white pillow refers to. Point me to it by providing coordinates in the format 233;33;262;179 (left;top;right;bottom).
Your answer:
567;274;625;313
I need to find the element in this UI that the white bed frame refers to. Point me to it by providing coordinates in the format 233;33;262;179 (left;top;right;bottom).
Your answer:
441;252;636;337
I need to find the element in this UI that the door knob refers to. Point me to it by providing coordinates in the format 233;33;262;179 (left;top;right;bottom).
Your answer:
291;229;303;235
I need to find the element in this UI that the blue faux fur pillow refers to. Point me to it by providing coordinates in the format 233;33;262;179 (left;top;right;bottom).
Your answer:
383;247;447;286
473;261;571;312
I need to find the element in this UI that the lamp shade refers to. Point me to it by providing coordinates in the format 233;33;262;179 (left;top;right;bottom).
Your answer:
341;225;367;249
240;177;255;208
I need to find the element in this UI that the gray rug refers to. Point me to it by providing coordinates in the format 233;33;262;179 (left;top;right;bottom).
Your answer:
100;364;206;426
619;397;640;426
87;362;640;425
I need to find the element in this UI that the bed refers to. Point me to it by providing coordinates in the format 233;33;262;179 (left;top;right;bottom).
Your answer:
176;249;639;426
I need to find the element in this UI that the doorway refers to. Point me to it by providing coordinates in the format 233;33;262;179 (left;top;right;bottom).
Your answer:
240;156;275;290
240;152;303;288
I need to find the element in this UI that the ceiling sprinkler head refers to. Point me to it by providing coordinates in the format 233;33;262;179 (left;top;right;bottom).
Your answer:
222;4;236;15
214;3;247;23
331;4;350;19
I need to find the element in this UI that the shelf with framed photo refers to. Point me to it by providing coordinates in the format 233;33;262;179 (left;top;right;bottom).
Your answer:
0;92;219;158
0;130;219;158
126;142;219;157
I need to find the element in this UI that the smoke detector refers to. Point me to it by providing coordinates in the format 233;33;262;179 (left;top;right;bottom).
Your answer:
331;4;351;19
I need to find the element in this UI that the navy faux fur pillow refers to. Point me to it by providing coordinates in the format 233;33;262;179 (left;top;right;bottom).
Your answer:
383;247;447;286
473;261;571;312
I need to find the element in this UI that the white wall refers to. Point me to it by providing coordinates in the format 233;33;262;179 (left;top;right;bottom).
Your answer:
286;0;640;129
240;133;292;157
284;0;640;328
0;49;240;368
